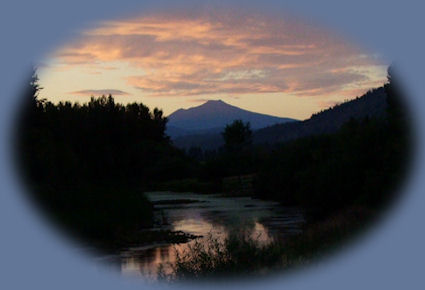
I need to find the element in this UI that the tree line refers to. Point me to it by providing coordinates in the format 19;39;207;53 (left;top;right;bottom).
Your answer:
17;72;196;189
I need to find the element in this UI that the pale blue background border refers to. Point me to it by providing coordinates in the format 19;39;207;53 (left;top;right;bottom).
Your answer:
1;1;424;289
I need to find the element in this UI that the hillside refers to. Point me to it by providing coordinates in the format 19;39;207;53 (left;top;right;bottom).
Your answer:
253;87;387;144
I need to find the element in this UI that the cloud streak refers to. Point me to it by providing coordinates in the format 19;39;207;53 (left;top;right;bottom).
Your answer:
68;89;131;96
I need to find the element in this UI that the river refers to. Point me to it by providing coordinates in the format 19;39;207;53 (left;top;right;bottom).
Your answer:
98;191;305;280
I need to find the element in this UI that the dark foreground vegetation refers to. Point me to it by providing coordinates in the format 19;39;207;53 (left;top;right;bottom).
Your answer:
16;71;198;251
16;66;410;277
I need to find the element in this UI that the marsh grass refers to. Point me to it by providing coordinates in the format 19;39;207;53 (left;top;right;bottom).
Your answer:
157;207;372;281
157;231;300;281
158;233;276;281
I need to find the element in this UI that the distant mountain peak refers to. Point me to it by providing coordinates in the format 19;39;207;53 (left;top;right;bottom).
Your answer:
205;99;225;104
166;99;296;138
200;99;229;108
173;99;237;114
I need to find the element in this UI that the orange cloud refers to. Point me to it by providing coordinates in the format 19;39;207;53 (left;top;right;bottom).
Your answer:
52;10;386;98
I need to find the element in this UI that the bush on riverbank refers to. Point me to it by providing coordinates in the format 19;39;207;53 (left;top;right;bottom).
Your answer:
32;185;154;250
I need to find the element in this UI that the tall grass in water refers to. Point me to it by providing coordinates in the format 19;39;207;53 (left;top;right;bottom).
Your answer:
158;231;300;281
158;207;371;281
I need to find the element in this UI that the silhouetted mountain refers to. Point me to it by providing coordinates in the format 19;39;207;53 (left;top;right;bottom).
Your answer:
173;87;388;150
166;100;296;138
166;126;191;138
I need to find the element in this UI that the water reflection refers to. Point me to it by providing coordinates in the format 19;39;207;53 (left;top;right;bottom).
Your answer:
113;192;304;279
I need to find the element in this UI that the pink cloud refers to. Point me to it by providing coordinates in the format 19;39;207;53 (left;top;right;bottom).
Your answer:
53;9;386;98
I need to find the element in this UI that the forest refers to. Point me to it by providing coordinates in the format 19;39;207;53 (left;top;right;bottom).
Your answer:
16;67;410;256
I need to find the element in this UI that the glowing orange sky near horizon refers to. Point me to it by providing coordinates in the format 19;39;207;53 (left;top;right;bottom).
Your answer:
38;9;387;120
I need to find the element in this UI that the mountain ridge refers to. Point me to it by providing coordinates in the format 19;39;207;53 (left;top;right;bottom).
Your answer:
172;87;388;150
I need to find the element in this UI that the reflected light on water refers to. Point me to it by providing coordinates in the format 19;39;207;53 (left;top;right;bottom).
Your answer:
113;192;304;279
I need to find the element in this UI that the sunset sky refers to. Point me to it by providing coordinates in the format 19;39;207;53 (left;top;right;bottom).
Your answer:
38;8;388;120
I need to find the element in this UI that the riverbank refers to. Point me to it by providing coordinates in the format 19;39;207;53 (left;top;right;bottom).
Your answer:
30;185;202;252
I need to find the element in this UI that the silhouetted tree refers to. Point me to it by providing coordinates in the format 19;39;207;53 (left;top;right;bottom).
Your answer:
222;120;252;152
27;67;42;105
385;65;408;133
